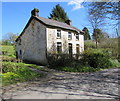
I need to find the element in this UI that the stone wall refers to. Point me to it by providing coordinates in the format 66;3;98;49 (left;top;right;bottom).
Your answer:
16;19;47;65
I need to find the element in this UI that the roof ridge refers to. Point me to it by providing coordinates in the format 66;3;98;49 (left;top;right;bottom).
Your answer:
35;16;83;33
36;16;73;26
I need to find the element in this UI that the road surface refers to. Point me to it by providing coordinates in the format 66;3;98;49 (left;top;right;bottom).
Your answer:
2;67;120;99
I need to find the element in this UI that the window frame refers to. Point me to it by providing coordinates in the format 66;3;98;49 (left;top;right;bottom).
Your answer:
57;30;61;39
57;42;62;53
68;43;72;55
76;33;79;40
68;32;72;40
76;44;80;54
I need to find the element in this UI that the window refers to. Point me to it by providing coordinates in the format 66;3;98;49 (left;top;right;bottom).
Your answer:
68;32;72;40
20;50;22;55
76;44;80;54
68;43;72;55
57;30;61;38
76;34;79;40
57;42;62;53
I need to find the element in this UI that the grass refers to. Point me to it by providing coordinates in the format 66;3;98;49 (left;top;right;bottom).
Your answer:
1;45;46;86
1;62;44;86
1;45;15;57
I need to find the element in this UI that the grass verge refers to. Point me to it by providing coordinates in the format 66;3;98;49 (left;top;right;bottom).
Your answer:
1;62;44;86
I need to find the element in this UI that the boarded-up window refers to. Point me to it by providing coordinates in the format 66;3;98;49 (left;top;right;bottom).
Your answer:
76;44;80;54
57;30;61;38
57;42;62;53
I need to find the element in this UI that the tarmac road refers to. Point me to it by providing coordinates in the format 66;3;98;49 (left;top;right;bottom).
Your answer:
2;67;120;99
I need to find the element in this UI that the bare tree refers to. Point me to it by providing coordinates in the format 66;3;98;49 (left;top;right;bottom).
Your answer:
3;33;18;45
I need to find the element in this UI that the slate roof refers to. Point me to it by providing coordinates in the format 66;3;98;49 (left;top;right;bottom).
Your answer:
35;16;83;33
16;16;84;42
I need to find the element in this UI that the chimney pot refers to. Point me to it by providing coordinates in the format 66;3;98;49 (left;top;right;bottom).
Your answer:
65;20;72;25
31;8;39;17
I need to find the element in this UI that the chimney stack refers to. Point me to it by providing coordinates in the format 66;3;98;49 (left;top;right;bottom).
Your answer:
31;8;39;17
65;20;72;25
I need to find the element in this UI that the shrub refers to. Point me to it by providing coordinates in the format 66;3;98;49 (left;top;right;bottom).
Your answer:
81;49;113;69
2;72;20;84
109;59;120;67
2;56;22;62
1;45;15;57
61;66;98;72
84;40;96;50
48;49;120;72
48;54;74;70
2;62;41;85
99;38;119;60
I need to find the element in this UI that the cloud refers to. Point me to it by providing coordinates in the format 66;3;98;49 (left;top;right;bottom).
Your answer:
68;0;84;10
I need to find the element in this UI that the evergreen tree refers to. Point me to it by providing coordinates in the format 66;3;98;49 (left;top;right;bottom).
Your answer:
82;27;91;40
48;4;70;22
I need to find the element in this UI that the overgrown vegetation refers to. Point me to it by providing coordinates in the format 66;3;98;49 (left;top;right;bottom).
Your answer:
48;48;120;72
1;45;15;57
81;49;119;68
84;40;96;50
1;62;42;86
1;45;45;86
49;38;119;73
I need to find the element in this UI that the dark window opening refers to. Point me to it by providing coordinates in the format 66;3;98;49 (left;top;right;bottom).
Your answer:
76;44;80;54
57;30;61;38
57;42;62;53
68;32;72;40
76;34;79;40
68;43;72;55
20;50;22;55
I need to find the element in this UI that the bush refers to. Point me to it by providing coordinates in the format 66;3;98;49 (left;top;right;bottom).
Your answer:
99;38;119;60
61;66;98;72
81;49;113;69
1;45;15;57
48;49;120;72
48;54;74;70
1;72;20;84
84;40;96;50
109;59;120;67
48;53;100;72
2;56;22;62
2;62;41;85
